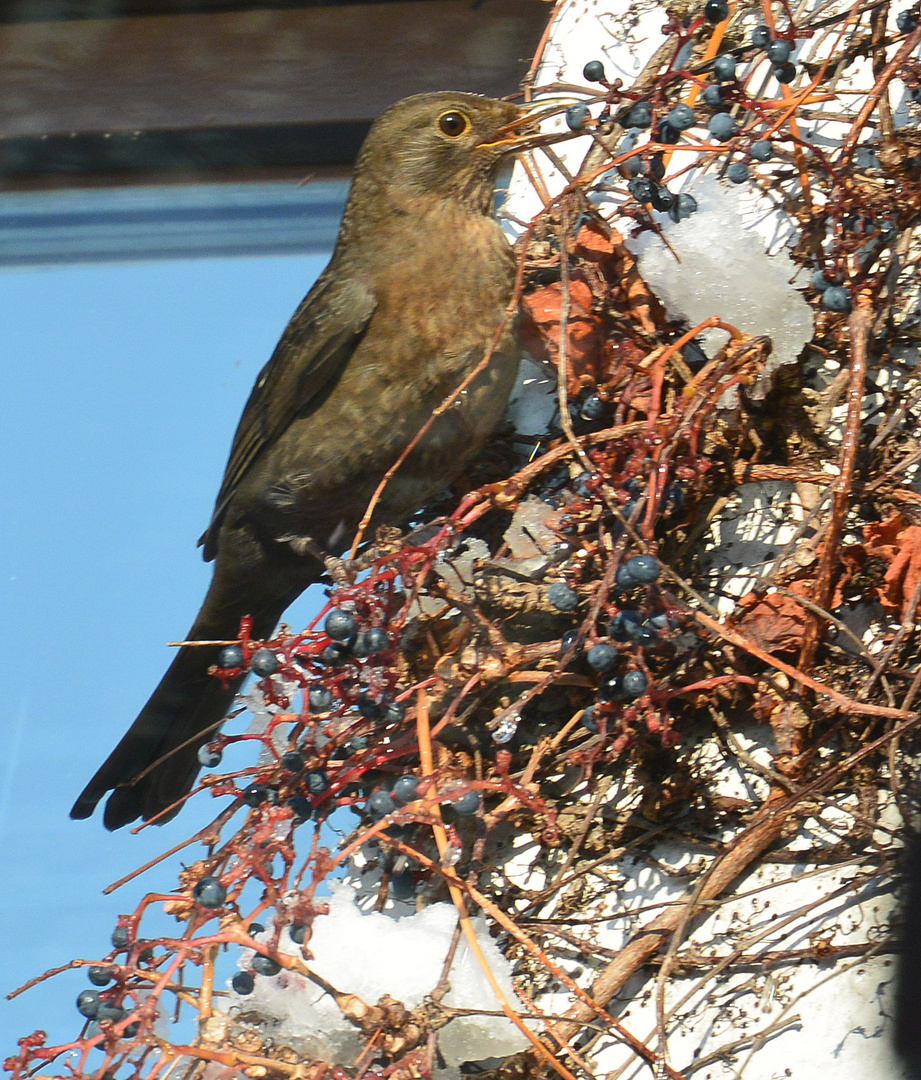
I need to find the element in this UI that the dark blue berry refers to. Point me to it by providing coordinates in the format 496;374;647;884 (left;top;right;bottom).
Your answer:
880;218;897;240
704;0;729;21
582;706;599;733
752;24;771;47
548;581;579;611
364;627;390;654
192;876;227;909
897;8;918;31
713;55;737;81
384;701;406;723
321;642;349;666
390;869;417;900
197;744;222;767
773;61;797;83
656;121;681;144
111;927;130;950
580;392;606;420
766;39;792;63
727;161;750;183
702;84;726;108
586;642;618;672
219;645;245;669
708;113;738;140
242;784;268;807
628;177;657;203
287;796;312;822
308;685;334;712
623;154;643;176
368;790;396;819
609;610;643;640
325;609;358;641
560;629;581;655
77;989;100;1018
305;769;330;796
621;670;649;698
616;563;638;590
583;60;606;81
282;750;305;772
95;1000;127;1022
124;1021;141;1038
290;924;307;944
248;922;266;935
669;192;698;222
251;954;281;976
251;648;279;676
566;104;591;131
823;286;852;313
651;187;675;211
88;966;113;987
393;775;420;804
625;101;652;128
666;104;695;130
599;674;624;700
232;971;255;995
811;269;831;291
750;139;773;161
448;790;481;816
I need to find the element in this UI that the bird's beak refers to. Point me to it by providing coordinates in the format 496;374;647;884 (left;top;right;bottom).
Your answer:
480;104;574;155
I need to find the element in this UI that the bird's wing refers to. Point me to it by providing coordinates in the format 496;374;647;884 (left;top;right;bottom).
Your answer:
199;270;377;559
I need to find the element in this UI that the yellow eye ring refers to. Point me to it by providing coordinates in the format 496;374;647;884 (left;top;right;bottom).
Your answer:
437;110;471;138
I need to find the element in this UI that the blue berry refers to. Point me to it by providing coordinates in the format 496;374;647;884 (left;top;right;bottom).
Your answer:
321;642;349;666
752;24;771;47
305;769;330;796
656;121;681;144
582;706;599;733
702;84;726;107
897;9;918;31
192;876;227;908
625;555;661;583
823;286;852;313
364;627;390;654
713;55;737;81
880;218;897;240
368;790;396;819
727;161;750;183
88;966;113;987
583;60;606;81
242;784;268;807
232;971;255;995
766;39;792;63
625;101;652;128
609;610;643;640
349;632;372;658
308;685;333;711
111;927;130;949
548;582;579;611
448;790;481;816
566;104;591;131
704;0;729;22
651;187;676;211
773;61;797;83
623;154;643;176
251;648;279;676
621;670;649;698
669;193;698;222
325;609;358;641
628;177;657;203
197;744;222;768
287;795;312;822
708;113;738;140
391;869;417;900
599;674;624;700
750;139;773;161
811;269;831;291
77;989;100;1018
251;954;281;976
282;750;304;772
290;924;307;944
586;642;618;672
248;922;266;935
666;103;695;130
393;775;420;804
219;645;245;669
580;392;606;420
95;1000;127;1022
384;701;406;723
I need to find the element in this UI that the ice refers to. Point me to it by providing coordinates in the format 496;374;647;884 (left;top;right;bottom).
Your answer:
228;882;532;1066
628;177;814;375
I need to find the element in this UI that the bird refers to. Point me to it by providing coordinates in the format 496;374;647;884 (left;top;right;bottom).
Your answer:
71;91;543;830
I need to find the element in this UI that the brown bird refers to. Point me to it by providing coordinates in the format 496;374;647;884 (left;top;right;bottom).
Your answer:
71;91;541;830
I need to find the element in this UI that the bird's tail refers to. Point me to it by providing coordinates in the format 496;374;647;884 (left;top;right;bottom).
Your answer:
70;546;313;830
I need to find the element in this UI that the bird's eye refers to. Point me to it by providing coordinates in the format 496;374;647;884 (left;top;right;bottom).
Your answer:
437;110;471;138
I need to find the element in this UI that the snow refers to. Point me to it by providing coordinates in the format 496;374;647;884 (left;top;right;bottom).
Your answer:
227;882;532;1066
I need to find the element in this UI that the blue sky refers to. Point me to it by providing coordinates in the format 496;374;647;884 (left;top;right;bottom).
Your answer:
0;251;333;1050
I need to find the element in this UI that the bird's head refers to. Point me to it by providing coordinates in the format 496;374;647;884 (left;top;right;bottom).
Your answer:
346;92;543;219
